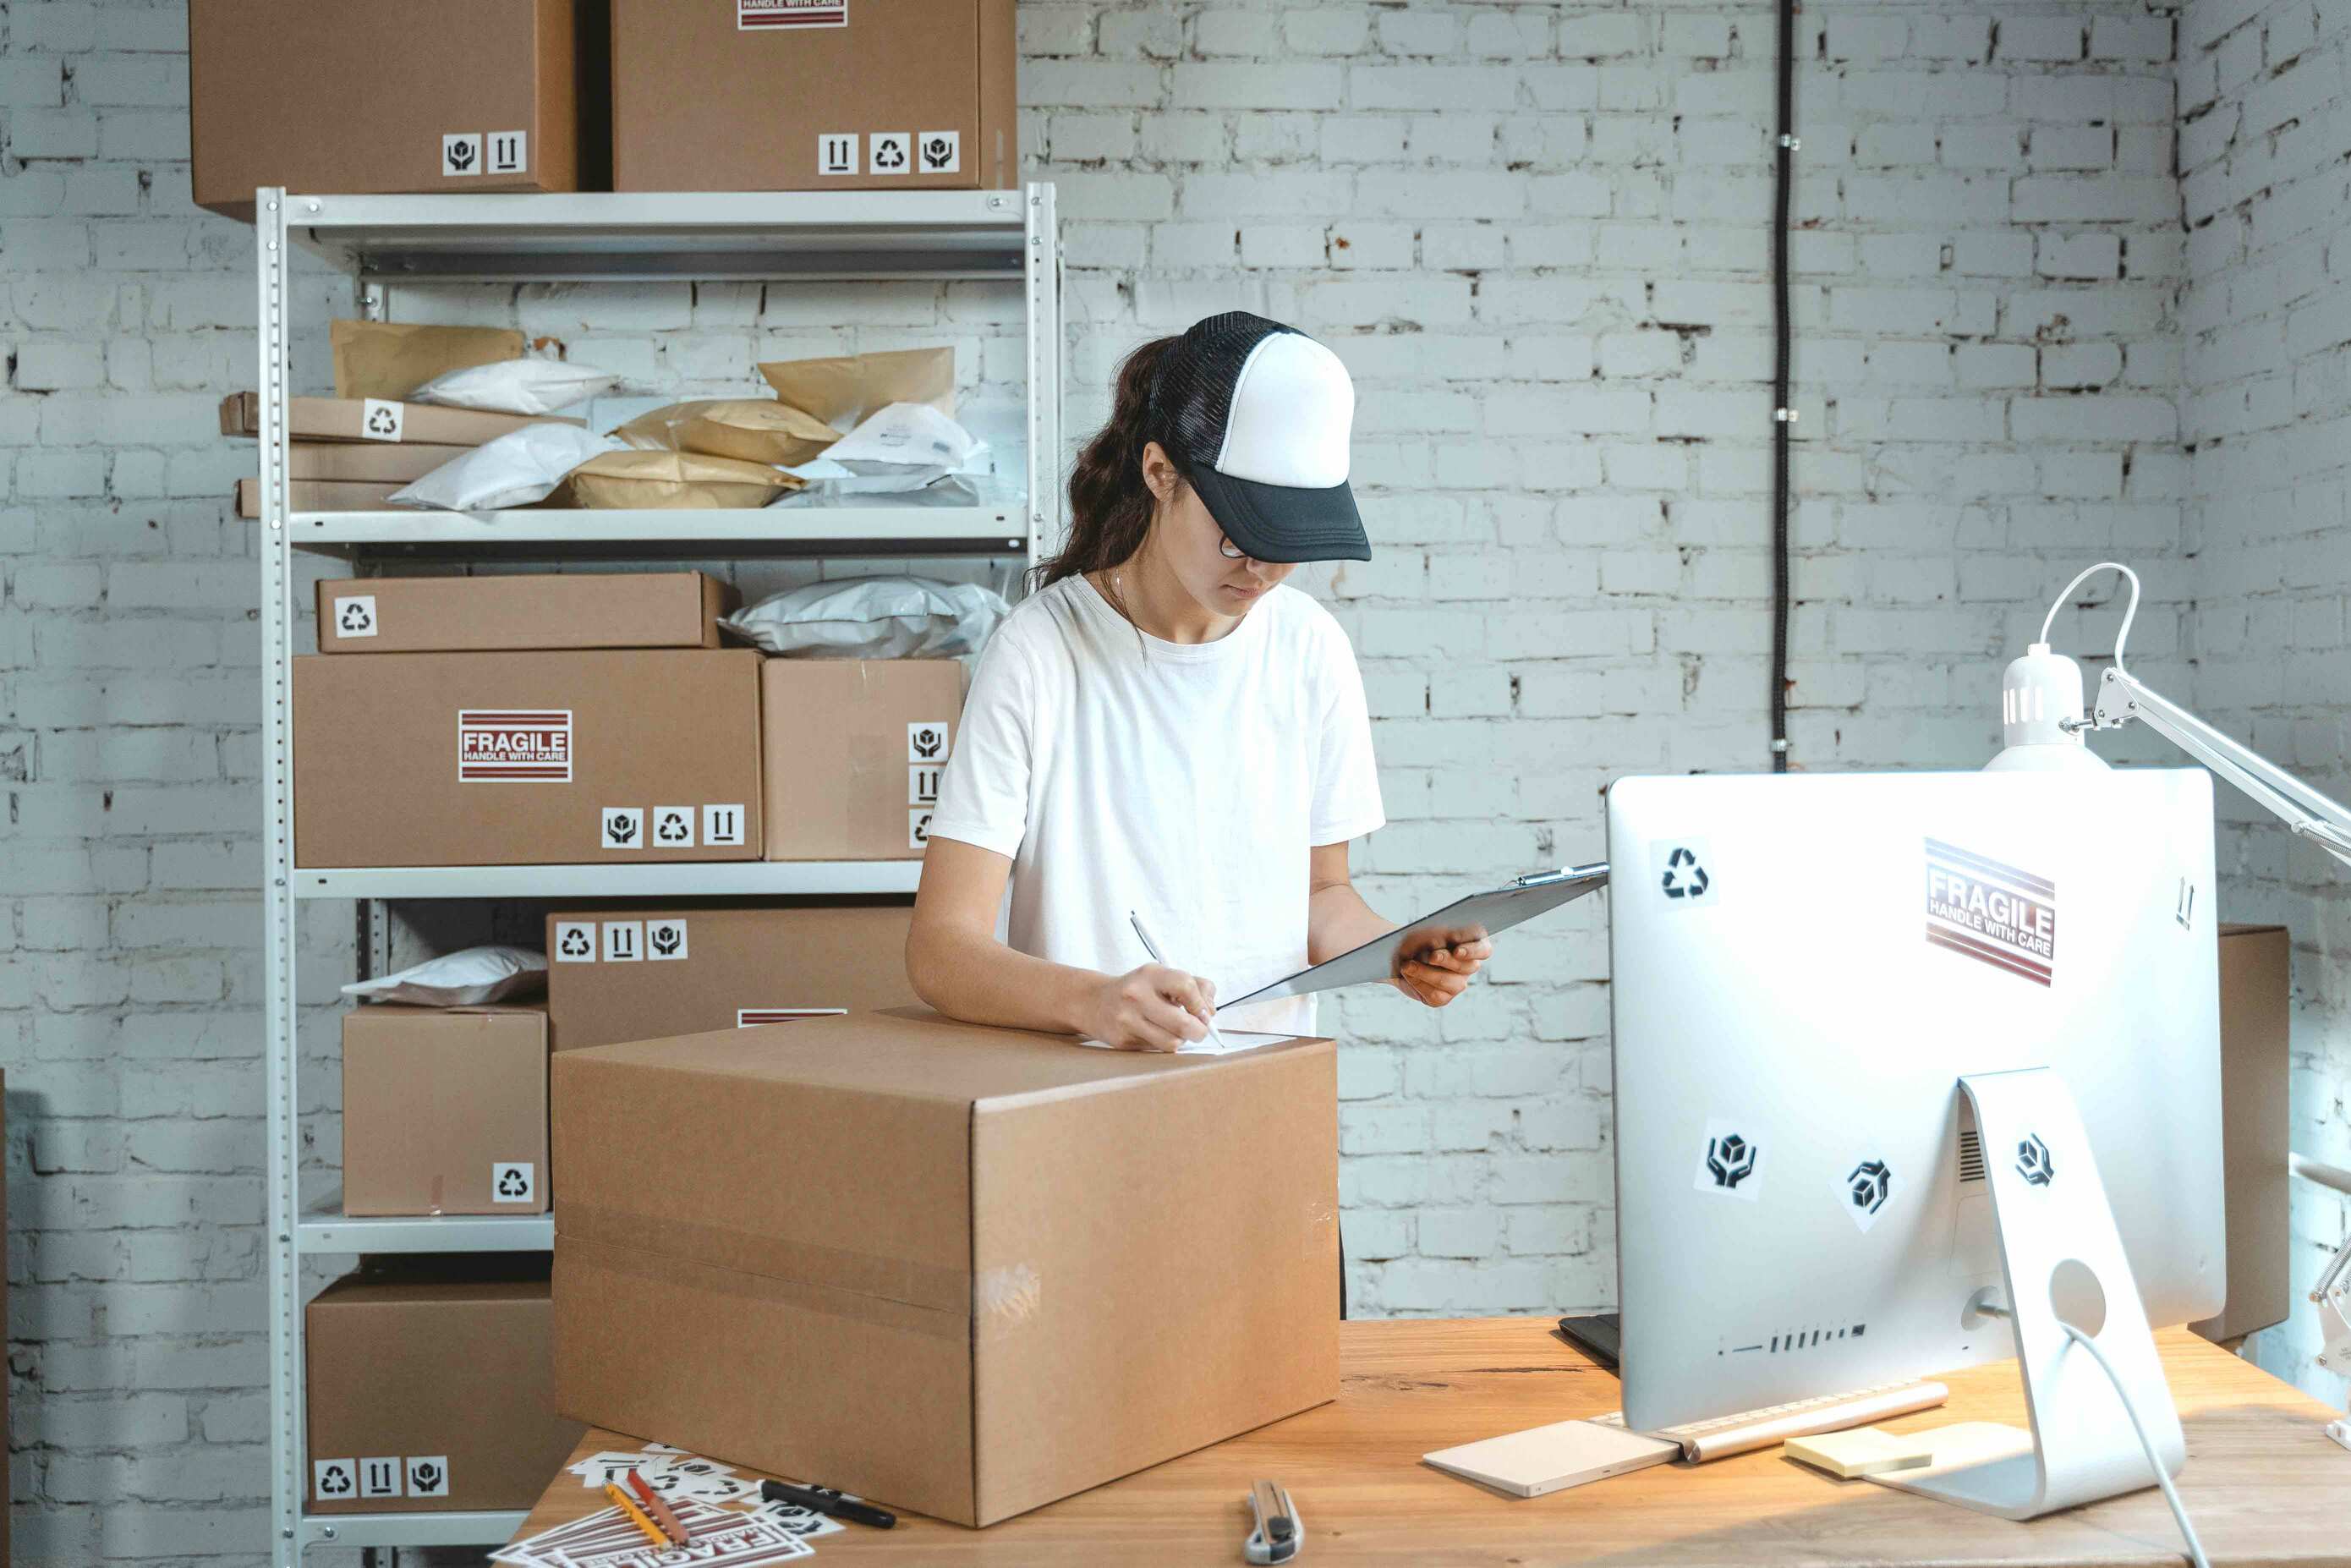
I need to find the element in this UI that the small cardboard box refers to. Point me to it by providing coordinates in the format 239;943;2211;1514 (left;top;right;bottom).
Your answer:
342;1005;551;1216
316;573;734;655
220;393;582;447
544;902;918;1049
552;1010;1338;1527
237;479;403;519
610;0;1016;193
761;659;963;860
189;0;589;219
2191;924;2292;1345
308;1259;585;1514
293;650;764;867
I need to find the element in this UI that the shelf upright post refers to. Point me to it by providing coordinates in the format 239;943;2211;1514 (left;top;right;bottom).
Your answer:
1024;181;1063;572
255;186;307;1566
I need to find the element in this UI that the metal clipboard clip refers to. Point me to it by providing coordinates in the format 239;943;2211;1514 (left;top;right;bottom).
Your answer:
1243;1478;1301;1564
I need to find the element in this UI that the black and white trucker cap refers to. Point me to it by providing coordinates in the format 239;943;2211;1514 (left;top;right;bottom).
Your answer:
1149;311;1372;563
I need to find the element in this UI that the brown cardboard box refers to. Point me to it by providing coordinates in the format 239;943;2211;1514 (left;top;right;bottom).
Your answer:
342;1005;550;1216
544;902;917;1049
291;443;476;483
761;659;963;860
610;0;1016;193
220;393;582;447
293;650;763;867
308;1259;584;1513
2192;924;2292;1345
315;573;733;655
189;0;587;219
553;1009;1337;1527
237;479;403;518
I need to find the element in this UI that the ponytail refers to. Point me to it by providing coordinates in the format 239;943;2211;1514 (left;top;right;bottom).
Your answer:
1033;335;1184;594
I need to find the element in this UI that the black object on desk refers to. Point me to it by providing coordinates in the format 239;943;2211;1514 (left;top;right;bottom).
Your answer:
760;1478;897;1530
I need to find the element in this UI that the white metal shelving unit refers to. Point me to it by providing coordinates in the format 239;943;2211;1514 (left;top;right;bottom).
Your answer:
255;184;1061;1560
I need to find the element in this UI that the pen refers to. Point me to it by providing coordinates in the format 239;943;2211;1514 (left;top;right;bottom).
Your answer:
1128;909;1227;1050
625;1468;690;1547
760;1478;897;1529
604;1481;668;1549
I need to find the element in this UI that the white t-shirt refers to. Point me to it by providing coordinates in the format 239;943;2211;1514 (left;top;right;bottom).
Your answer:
925;573;1386;1036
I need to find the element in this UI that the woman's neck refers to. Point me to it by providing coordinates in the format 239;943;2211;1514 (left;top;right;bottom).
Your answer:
1093;539;1241;645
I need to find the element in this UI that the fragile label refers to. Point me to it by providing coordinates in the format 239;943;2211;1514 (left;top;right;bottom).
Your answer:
1924;838;2056;985
331;595;377;639
917;129;961;174
738;1008;847;1027
458;710;571;781
600;807;644;850
491;1161;535;1203
907;720;950;762
647;918;688;960
441;132;483;178
1694;1116;1762;1203
742;0;848;27
359;397;405;441
405;1456;450;1498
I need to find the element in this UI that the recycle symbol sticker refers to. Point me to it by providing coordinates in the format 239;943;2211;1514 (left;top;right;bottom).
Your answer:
491;1162;534;1203
555;923;595;961
1661;847;1709;899
315;1460;355;1498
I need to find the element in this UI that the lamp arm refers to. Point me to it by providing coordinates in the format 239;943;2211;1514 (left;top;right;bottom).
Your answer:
2089;669;2351;869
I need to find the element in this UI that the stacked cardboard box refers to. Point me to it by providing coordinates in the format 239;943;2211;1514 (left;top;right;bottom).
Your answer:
342;1004;551;1216
761;659;965;860
222;393;587;518
544;902;919;1049
293;573;764;868
308;1258;584;1515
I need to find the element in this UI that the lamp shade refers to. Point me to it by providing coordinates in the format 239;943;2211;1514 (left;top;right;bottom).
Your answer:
1986;642;2110;772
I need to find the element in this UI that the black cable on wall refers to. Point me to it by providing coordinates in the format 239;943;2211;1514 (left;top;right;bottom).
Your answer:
1769;0;1797;772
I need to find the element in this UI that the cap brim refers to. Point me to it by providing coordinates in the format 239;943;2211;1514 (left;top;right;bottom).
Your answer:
1188;464;1372;563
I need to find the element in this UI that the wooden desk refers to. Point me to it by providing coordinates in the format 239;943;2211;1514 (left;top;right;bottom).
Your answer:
517;1318;2349;1565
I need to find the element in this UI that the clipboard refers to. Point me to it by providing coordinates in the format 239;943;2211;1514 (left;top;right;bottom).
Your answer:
1217;863;1608;1016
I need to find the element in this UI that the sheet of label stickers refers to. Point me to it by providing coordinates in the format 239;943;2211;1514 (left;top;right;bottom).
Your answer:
492;1445;844;1568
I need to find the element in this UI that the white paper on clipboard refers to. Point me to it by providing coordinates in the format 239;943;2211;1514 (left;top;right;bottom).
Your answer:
1215;863;1609;1017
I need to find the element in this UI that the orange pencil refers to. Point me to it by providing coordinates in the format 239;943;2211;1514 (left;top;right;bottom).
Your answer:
627;1468;692;1547
603;1481;667;1549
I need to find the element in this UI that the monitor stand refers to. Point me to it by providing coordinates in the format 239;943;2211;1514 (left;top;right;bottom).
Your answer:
1871;1067;2185;1520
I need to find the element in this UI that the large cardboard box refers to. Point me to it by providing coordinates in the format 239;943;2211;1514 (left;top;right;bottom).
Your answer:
308;1260;585;1514
543;902;918;1048
293;650;763;867
342;1005;550;1216
761;659;963;860
316;573;733;655
189;0;589;219
553;1011;1337;1527
2192;924;2292;1345
610;0;1016;193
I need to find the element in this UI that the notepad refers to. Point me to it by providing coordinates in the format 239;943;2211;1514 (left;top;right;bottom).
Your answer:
1080;1030;1292;1056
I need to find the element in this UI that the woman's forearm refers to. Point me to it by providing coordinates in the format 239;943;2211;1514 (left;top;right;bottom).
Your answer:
1307;879;1395;964
906;918;1106;1037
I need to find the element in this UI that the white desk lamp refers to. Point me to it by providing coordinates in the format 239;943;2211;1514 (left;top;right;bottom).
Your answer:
1992;561;2351;1461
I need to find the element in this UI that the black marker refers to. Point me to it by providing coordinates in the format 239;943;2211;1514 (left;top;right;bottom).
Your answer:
760;1478;896;1530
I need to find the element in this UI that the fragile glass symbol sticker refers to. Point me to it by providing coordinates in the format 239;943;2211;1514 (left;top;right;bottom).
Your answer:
406;1456;450;1498
647;919;688;961
441;132;483;178
918;130;961;173
1694;1117;1762;1202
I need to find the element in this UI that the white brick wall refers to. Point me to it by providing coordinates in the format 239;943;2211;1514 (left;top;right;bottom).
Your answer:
2178;0;2351;1409
0;0;2245;1560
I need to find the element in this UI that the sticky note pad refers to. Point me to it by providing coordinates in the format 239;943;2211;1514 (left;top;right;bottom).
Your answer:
1785;1426;1936;1479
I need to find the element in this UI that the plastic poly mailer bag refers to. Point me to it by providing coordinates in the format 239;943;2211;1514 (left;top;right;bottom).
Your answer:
822;402;983;477
565;448;803;510
340;945;546;1006
330;320;523;401
389;425;620;512
614;397;841;468
410;352;619;416
722;576;1011;659
757;346;956;429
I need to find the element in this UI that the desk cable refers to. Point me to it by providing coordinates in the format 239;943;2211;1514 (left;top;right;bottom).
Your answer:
2058;1322;2210;1568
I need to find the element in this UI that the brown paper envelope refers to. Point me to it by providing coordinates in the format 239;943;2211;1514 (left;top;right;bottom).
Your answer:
757;346;956;428
615;398;841;468
331;320;526;400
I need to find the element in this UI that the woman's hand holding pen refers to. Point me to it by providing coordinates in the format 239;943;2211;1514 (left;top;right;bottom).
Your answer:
1086;963;1218;1052
1393;926;1493;1008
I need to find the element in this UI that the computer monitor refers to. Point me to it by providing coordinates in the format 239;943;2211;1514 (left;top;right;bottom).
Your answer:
1604;769;2224;1434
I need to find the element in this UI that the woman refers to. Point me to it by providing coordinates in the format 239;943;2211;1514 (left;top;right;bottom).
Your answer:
909;310;1490;1049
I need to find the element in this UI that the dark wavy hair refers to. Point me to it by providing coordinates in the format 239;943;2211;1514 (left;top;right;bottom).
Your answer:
1032;335;1186;595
